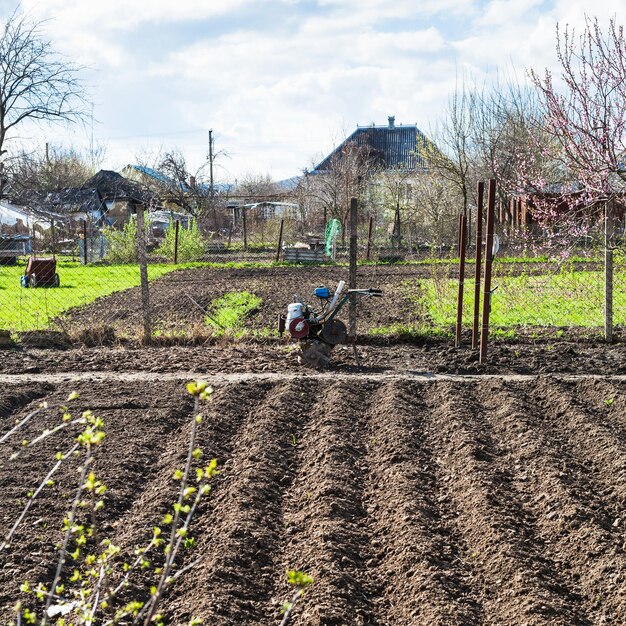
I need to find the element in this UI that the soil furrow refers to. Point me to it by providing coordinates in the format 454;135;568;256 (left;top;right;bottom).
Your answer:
243;377;325;625
536;378;626;516
548;378;626;492
362;380;482;625
573;378;626;444
278;379;376;626
167;379;320;625
3;372;626;624
107;380;273;545
0;384;53;423
423;381;584;625
485;379;626;624
524;378;626;621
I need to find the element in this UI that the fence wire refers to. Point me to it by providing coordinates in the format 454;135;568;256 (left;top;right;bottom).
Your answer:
1;211;625;346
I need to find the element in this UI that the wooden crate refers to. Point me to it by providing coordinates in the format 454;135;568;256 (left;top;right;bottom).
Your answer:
283;247;326;263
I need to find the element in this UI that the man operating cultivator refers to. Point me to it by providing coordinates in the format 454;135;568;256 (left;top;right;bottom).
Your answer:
279;280;382;368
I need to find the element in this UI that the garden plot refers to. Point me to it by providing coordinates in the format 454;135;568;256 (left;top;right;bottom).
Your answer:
1;375;625;625
59;261;626;341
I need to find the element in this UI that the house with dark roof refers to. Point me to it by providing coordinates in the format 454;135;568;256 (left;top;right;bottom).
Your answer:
307;117;436;243
312;116;430;173
48;170;153;228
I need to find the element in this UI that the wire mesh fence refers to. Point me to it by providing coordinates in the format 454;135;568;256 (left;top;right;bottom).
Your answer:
1;207;626;348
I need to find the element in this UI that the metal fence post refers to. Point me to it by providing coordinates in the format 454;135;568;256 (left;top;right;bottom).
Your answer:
82;219;88;265
479;179;496;364
242;207;248;252
472;181;484;350
135;204;152;344
366;215;373;260
173;219;180;264
605;200;614;342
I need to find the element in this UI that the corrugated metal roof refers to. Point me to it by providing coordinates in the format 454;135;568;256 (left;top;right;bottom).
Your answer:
313;121;430;173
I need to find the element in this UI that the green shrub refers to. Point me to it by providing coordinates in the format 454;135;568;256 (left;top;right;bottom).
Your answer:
103;218;139;264
155;218;206;262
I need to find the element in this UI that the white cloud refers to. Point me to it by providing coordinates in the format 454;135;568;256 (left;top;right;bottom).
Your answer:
21;0;254;31
4;0;626;179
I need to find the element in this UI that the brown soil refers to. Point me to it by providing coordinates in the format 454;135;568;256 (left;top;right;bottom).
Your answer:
2;263;626;623
1;376;625;625
2;333;626;377
58;262;606;340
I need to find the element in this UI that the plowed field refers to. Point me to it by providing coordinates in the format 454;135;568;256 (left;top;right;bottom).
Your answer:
1;374;625;625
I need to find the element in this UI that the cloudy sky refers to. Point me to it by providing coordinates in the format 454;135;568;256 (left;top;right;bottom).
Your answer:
2;0;626;183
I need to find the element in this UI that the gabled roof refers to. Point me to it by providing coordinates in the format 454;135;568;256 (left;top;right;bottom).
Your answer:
276;176;302;190
128;164;185;188
313;117;430;173
82;170;148;202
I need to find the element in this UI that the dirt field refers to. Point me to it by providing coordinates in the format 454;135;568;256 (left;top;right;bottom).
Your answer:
59;262;607;339
2;263;626;623
1;373;626;625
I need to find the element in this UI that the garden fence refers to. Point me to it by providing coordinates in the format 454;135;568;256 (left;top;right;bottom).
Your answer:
1;210;626;348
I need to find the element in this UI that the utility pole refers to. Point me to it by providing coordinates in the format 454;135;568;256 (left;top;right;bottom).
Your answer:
208;129;218;229
208;129;215;198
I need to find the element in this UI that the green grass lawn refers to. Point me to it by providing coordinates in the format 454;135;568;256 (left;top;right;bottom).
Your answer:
0;260;183;331
372;267;626;337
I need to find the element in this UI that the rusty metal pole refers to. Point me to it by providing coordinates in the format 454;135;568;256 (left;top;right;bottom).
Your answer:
82;219;88;265
366;215;374;260
605;201;614;342
173;219;180;264
455;213;467;348
275;218;284;262
479;179;496;364
472;182;484;350
135;205;152;344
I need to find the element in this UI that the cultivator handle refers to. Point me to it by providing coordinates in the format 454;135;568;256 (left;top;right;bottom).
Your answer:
347;288;383;297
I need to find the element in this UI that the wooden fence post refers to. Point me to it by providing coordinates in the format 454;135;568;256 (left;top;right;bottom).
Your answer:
276;218;284;262
135;205;152;344
349;198;358;339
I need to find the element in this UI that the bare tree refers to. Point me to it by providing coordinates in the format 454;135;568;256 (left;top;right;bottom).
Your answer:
235;172;280;199
371;167;415;248
423;78;476;218
412;169;461;246
6;144;98;210
430;71;549;237
0;10;86;160
306;142;374;241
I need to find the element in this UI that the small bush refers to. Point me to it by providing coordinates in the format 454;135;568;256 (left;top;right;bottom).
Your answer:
155;218;206;262
103;219;139;264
